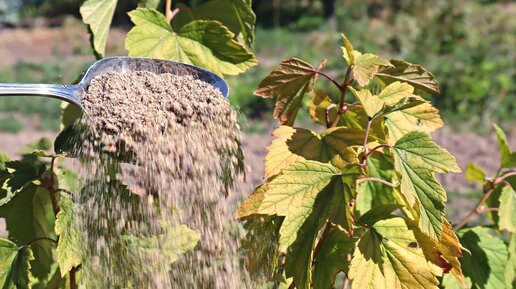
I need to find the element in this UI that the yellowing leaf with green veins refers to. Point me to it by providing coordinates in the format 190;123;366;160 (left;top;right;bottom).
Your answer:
499;185;516;232
264;126;367;178
309;90;337;125
236;184;267;218
254;58;323;126
256;160;340;251
351;51;392;87
454;227;508;289
465;163;486;185
411;219;466;287
393;131;461;174
349;87;384;118
349;217;441;289
341;33;355;66
55;197;82;277
80;0;118;58
493;124;516;168
0;239;34;289
172;0;256;48
393;131;461;239
376;59;440;94
313;228;356;289
126;8;257;76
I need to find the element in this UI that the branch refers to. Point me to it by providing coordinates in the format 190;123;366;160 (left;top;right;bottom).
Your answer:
272;255;286;289
70;265;81;289
357;177;397;188
325;104;337;128
364;144;392;159
453;171;515;231
311;222;332;266
315;70;343;91
329;67;353;128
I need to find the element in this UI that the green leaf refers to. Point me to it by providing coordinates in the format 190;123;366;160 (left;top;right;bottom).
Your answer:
0;185;55;281
485;175;516;227
493;124;516;168
505;233;516;289
138;0;161;9
376;59;440;94
455;227;508;289
393;131;460;240
264;126;365;178
0;239;34;289
241;216;282;284
1;161;38;200
254;58;322;126
55;196;81;277
378;83;443;143
80;0;118;58
465;163;486;185
0;151;9;171
348;217;441;289
498;185;516;232
172;0;256;47
313;228;356;289
254;160;340;251
393;131;461;174
350;52;391;87
349;87;384;118
341;33;355;66
126;8;257;76
356;154;401;216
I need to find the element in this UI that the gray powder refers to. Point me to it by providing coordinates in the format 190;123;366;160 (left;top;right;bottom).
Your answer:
74;71;249;289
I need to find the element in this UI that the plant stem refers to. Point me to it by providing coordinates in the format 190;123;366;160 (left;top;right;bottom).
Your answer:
453;171;515;231
165;0;179;23
311;222;332;266
47;158;60;217
329;67;353;128
70;266;80;289
315;70;343;91
272;255;287;289
27;237;58;247
360;118;373;165
356;177;397;188
364;144;392;159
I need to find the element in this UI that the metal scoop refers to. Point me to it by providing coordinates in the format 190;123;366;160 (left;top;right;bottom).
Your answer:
0;57;229;109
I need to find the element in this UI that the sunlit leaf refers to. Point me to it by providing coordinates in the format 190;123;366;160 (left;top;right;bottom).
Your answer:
348;217;441;289
498;185;516;232
313;228;356;289
393;132;460;240
465;163;486;185
376;59;440;94
254;58;323;126
505;233;516;289
349;87;384;118
173;0;256;47
55;196;82;277
309;90;337;126
126;8;257;76
454;227;508;289
80;0;118;58
341;33;355;66
236;184;267;218
350;52;391;87
0;239;33;289
493;124;516;168
264;126;365;178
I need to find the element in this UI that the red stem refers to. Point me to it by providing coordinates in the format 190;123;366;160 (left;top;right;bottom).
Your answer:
27;237;58;246
357;177;397;188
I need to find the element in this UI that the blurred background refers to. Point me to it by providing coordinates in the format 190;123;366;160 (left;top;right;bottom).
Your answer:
0;0;515;219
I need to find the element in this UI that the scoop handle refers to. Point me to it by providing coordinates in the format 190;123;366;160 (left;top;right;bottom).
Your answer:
0;83;82;108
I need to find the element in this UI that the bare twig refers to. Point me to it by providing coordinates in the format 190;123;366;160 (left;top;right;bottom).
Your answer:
357;177;397;188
